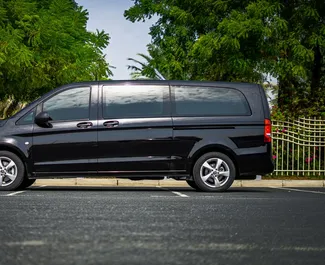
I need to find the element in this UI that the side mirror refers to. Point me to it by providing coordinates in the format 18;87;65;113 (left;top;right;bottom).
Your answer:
35;112;52;128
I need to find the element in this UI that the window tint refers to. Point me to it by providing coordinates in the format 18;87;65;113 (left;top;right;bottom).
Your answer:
16;109;35;125
173;86;251;116
43;87;90;121
102;85;166;118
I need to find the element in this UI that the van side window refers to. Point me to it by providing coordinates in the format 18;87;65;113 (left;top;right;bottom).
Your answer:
16;109;35;125
43;87;91;121
102;85;166;119
173;86;251;116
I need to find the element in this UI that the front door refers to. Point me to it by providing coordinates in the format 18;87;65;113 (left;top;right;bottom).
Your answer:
97;83;173;175
31;85;98;176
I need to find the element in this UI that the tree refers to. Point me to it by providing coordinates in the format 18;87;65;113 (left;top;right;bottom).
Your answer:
125;0;325;116
127;44;175;80
0;0;112;117
127;53;162;80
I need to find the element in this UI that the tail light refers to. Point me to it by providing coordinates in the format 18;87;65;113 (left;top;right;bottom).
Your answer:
264;119;272;143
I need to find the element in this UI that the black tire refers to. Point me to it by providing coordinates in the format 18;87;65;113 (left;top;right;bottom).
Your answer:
20;178;36;189
0;151;25;191
192;152;236;192
186;180;201;191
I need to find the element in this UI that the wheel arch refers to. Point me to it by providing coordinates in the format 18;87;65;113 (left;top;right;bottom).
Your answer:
0;144;30;176
188;144;239;178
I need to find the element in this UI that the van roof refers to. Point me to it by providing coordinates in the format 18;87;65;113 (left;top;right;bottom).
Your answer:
68;80;260;90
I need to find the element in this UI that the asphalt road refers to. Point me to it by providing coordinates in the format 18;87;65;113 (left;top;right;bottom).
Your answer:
0;186;325;265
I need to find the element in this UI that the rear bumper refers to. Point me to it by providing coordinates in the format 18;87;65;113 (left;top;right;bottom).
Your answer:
237;153;274;176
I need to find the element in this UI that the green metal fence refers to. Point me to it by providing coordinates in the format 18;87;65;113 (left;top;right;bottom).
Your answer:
272;117;325;176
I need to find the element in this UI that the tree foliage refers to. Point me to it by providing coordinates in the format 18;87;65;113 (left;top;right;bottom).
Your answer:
127;44;176;80
127;52;160;80
0;0;111;107
125;0;325;117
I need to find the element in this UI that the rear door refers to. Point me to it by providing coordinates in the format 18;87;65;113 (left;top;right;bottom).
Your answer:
97;82;174;175
169;84;263;172
31;85;98;175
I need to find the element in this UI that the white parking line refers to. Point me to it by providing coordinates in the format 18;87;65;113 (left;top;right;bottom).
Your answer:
271;187;325;195
170;191;189;198
150;195;177;198
6;240;45;246
156;186;189;197
6;191;26;196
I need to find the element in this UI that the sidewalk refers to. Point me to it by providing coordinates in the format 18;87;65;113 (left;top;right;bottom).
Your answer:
34;178;325;187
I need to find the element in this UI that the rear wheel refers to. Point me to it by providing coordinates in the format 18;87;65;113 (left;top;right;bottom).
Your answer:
0;151;25;191
192;152;235;192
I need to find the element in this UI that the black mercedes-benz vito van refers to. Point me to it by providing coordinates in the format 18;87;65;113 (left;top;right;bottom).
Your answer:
0;80;274;191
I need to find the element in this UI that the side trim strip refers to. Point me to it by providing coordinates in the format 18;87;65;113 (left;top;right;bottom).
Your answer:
173;124;263;130
98;170;185;174
174;126;235;130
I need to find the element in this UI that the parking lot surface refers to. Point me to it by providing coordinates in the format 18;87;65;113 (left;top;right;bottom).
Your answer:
0;186;325;265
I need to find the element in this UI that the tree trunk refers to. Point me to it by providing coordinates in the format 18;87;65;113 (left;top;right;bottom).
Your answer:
277;78;290;110
310;45;322;99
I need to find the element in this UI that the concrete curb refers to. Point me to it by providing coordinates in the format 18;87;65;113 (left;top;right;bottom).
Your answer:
33;179;325;188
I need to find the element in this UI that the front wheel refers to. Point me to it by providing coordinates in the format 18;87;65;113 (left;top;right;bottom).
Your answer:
192;152;236;192
0;151;25;191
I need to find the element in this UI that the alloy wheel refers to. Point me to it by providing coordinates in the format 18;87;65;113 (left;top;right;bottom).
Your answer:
199;157;230;188
0;157;18;187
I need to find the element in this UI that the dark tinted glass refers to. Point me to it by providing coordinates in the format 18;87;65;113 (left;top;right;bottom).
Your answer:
173;86;251;116
103;85;166;118
43;87;90;121
16;109;35;125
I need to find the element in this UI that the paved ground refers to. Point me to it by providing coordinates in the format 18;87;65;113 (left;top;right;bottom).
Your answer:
0;186;325;265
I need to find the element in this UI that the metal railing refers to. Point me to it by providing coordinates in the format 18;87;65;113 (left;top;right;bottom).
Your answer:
272;117;325;176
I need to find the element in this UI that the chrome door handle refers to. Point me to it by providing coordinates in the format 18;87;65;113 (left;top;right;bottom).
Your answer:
103;120;119;128
77;122;93;128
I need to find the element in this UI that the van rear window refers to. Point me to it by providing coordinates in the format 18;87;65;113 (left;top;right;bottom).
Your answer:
173;86;251;116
